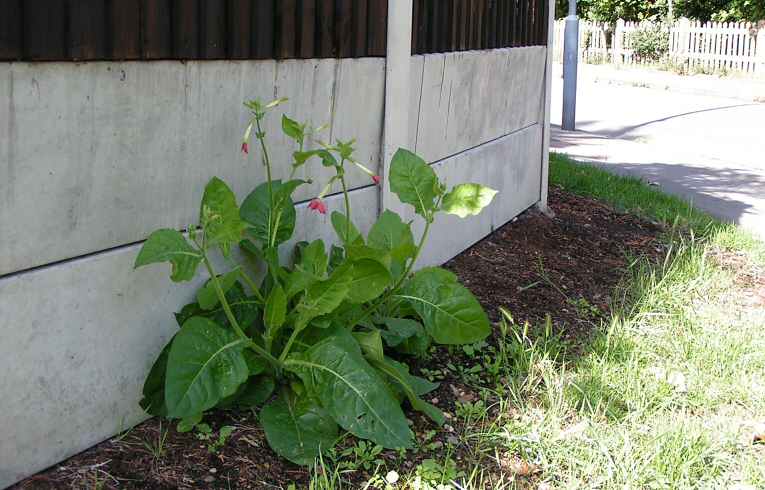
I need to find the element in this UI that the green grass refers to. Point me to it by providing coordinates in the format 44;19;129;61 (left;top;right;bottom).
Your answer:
307;154;765;489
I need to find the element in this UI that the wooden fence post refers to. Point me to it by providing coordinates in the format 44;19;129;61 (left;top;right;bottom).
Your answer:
613;18;624;64
757;22;765;77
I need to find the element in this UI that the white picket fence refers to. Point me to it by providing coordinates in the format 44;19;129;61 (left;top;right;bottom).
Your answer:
553;18;765;76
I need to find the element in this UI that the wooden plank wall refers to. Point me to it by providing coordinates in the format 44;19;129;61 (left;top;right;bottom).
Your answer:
412;0;549;54
0;0;387;61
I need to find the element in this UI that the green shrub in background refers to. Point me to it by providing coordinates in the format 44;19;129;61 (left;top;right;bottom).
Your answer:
629;24;670;62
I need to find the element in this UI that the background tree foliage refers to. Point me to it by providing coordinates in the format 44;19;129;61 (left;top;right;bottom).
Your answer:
555;0;764;22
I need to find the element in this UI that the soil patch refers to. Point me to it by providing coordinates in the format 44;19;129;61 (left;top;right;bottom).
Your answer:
13;187;665;490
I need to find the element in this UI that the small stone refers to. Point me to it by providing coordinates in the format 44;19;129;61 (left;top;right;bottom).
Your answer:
385;470;400;484
209;468;217;474
447;436;459;445
431;440;444;449
431;398;439;404
203;475;215;483
444;424;455;432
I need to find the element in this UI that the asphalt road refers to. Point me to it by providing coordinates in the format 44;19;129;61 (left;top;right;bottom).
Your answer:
550;66;765;237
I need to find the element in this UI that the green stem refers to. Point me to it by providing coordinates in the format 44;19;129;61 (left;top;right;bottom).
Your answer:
202;254;281;368
255;118;276;246
339;172;352;243
278;327;302;363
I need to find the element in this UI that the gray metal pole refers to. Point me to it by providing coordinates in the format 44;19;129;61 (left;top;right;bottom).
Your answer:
562;0;579;131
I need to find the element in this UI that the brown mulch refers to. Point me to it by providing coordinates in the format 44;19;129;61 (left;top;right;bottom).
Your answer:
13;187;666;490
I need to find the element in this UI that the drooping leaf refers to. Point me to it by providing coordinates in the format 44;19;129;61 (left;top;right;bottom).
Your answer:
331;211;363;245
165;317;249;418
200;177;246;256
264;283;287;333
381;317;424;347
240;180;303;246
134;229;202;282
389;149;441;217
196;268;240;310
286;331;413;449
346;244;392;269
395;329;432;357
220;374;276;409
294;264;354;330
372;358;444;426
282;114;303;143
175;282;260;334
285;266;320;300
398;267;491;345
260;392;339;466
441;183;498;218
140;340;173;416
367;210;417;278
346;259;392;304
382;357;439;396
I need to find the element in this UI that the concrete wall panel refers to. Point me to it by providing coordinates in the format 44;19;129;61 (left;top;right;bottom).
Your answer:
418;124;543;267
0;58;385;276
0;185;379;488
408;47;547;163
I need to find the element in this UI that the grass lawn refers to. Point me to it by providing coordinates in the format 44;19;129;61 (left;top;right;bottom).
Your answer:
310;154;765;489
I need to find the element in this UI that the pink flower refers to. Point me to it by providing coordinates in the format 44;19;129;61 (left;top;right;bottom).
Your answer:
308;198;327;215
241;142;249;154
372;175;381;185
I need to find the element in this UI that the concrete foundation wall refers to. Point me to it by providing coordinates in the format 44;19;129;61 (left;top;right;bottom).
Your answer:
0;45;550;488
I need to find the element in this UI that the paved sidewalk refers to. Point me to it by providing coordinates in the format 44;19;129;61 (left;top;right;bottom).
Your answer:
555;63;765;102
551;66;765;238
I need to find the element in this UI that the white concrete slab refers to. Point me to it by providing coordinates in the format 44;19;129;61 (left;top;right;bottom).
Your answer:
0;58;385;276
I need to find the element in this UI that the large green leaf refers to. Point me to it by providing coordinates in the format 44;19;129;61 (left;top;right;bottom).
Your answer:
165;317;249;418
346;259;392;304
140;340;173;416
299;239;329;278
260;392;339;466
175;282;261;334
397;267;491;345
367;210;417;278
441;183;498;218
240;180;302;245
389;149;441;217
294;264;354;330
220;374;275;409
286;331;413;449
331;211;362;245
196;268;240;310
200;177;246;256
134;229;202;282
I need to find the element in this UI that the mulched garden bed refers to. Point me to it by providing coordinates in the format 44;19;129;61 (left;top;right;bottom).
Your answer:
14;187;665;490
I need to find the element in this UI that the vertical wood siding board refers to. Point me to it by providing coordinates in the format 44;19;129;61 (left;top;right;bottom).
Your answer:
460;0;469;51
69;0;107;60
201;0;226;58
316;0;334;57
143;0;173;59
336;0;353;58
108;0;141;59
0;0;23;60
226;0;250;59
276;0;297;59
442;0;454;52
173;0;199;59
429;0;438;53
252;0;274;59
352;0;368;57
449;0;459;52
298;0;317;58
24;0;67;60
419;0;429;54
367;0;387;56
476;0;485;50
411;0;419;53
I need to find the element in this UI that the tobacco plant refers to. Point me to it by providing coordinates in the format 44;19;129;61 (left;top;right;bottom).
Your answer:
134;97;498;465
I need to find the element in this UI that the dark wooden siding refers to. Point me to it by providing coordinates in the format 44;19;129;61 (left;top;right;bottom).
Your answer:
0;0;388;61
412;0;548;54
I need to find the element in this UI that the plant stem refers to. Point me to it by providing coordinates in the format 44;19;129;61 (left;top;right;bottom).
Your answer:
278;327;302;363
340;172;352;243
202;254;281;367
255;117;276;247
